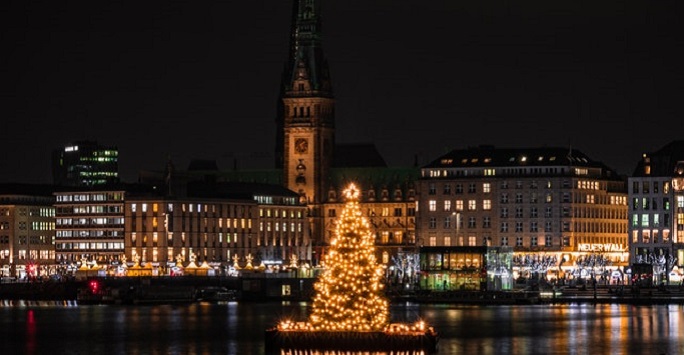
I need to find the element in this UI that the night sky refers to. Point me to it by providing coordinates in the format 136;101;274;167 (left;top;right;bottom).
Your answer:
2;0;682;184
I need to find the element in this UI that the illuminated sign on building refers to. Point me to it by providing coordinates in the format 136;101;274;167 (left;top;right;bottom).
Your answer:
577;243;627;253
64;146;79;152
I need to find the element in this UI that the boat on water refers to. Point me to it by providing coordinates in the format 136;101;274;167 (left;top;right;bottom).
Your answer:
76;280;197;305
195;286;237;302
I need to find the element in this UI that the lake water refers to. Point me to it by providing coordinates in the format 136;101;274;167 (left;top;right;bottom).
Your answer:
1;301;682;354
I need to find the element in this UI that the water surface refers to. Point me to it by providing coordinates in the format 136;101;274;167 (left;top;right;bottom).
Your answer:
1;302;682;354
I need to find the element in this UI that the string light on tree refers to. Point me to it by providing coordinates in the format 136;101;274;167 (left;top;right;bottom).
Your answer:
311;183;389;331
306;183;389;330
268;183;438;352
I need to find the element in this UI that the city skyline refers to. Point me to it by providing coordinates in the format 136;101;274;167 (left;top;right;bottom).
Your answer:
2;0;682;184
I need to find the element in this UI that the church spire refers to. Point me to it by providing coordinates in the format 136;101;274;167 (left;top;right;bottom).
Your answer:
278;0;335;210
276;0;334;171
284;0;332;96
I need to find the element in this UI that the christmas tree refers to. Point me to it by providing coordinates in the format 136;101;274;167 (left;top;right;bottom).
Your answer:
308;183;389;331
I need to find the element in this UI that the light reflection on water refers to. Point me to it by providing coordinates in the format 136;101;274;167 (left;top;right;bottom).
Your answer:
280;351;424;355
1;302;683;355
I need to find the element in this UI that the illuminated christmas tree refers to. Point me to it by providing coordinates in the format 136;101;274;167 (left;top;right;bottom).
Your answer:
269;184;437;352
308;183;389;331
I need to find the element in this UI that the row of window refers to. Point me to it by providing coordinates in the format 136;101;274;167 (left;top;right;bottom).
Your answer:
131;232;244;246
57;230;122;238
327;207;416;218
55;193;124;202
427;180;571;196
427;235;562;248
430;205;621;219
426;166;571;178
630;213;681;228
56;218;124;226
631;180;670;194
130;203;258;218
57;205;123;215
56;242;124;250
631;229;674;244
0;249;53;260
632;196;684;211
0;235;53;245
260;209;304;218
259;222;304;233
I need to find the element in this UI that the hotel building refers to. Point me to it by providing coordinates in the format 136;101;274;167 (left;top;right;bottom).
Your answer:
417;146;628;284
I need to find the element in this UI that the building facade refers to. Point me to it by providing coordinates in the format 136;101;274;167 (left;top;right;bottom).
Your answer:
0;192;55;278
628;141;684;283
52;140;119;187
320;168;419;282
418;146;628;282
54;189;126;266
124;182;311;274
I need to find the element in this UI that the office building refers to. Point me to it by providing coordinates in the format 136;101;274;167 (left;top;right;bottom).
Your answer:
52;140;119;187
628;140;684;283
54;189;126;266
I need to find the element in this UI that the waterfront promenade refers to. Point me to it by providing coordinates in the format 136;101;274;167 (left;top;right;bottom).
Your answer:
3;276;684;305
396;284;684;305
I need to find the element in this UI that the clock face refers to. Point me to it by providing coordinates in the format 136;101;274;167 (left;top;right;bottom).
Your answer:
295;138;308;154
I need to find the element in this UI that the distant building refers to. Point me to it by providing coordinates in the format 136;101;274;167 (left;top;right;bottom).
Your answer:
52;140;119;187
628;140;684;284
0;184;56;278
418;146;629;283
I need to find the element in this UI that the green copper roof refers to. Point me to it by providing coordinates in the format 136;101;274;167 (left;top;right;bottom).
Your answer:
282;0;332;96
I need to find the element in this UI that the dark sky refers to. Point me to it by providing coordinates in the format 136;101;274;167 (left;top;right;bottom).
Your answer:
2;0;682;184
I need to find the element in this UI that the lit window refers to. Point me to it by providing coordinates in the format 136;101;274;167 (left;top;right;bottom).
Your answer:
483;200;491;210
468;200;476;211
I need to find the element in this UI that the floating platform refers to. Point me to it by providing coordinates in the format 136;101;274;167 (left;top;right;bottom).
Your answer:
264;328;438;353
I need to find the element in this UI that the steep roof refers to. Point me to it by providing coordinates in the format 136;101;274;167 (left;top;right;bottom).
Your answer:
333;143;387;168
281;0;332;96
632;140;684;177
423;145;623;180
187;181;299;200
